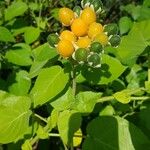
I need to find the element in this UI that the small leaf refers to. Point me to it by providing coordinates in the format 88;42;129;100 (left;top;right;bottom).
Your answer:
5;1;28;21
0;26;15;42
73;91;101;113
73;129;82;147
30;66;69;107
24;27;40;44
36;125;49;139
50;88;75;111
57;110;82;145
21;140;32;150
145;81;150;93
99;105;115;116
32;43;58;61
47;109;59;130
113;90;131;104
0;92;31;143
8;70;31;96
5;43;32;66
119;16;133;35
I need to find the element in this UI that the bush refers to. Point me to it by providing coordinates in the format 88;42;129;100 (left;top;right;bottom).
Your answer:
0;0;150;149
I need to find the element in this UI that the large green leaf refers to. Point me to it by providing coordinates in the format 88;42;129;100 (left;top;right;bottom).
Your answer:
5;43;32;66
30;66;69;107
0;26;15;42
8;70;31;96
78;54;126;85
116;20;150;66
138;103;150;139
24;27;40;44
57;110;82;145
82;116;150;150
0;91;31;144
5;1;28;21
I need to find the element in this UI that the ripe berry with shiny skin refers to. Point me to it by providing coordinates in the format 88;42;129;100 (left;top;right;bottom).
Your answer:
57;40;74;58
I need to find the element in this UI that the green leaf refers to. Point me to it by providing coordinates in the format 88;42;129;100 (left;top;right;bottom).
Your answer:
0;92;31;143
21;140;32;150
138;104;150;139
57;110;82;145
99;105;115;116
119;16;133;35
36;125;49;139
5;43;32;66
5;1;28;21
138;6;150;21
8;70;31;96
30;66;69;107
29;43;58;78
79;54;126;85
47;109;59;130
0;26;15;42
116;20;150;66
24;27;40;44
50;88;75;111
29;60;48;78
32;43;58;61
113;90;131;104
73;91;101;113
143;0;150;7
145;81;150;93
82;116;150;150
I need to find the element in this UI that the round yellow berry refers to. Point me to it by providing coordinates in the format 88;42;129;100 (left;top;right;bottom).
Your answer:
77;37;91;48
88;22;103;38
71;18;88;37
81;7;96;26
94;33;109;46
59;7;75;26
60;30;77;43
57;40;74;57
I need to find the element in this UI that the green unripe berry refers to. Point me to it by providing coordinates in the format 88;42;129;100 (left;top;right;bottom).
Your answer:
88;53;101;67
104;23;118;36
90;42;103;53
74;48;88;62
91;0;103;13
109;35;121;47
73;6;82;17
47;34;59;47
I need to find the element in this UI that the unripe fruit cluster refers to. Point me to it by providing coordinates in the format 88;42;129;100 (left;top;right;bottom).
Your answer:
47;0;121;68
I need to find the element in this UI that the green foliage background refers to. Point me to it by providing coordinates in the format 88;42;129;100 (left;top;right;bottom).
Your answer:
0;0;150;149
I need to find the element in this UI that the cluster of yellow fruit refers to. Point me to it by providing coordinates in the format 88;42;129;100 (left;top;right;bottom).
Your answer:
47;0;120;67
57;6;107;58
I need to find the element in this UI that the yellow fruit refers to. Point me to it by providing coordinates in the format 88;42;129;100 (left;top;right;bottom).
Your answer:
81;7;96;25
94;33;109;46
77;37;91;48
57;40;74;57
71;18;88;37
60;30;77;43
88;22;103;38
59;7;75;26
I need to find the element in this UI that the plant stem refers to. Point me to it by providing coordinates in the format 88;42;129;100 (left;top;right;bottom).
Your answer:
71;63;77;97
34;113;48;123
98;96;150;102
